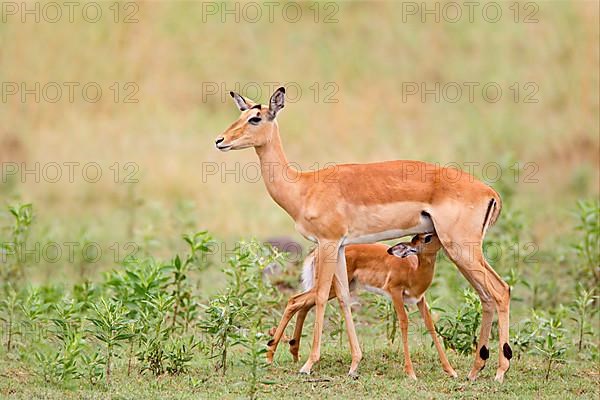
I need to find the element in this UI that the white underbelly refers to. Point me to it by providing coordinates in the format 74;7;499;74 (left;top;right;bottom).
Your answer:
364;285;391;298
343;202;434;244
363;286;422;305
343;219;434;245
403;290;422;305
403;296;421;305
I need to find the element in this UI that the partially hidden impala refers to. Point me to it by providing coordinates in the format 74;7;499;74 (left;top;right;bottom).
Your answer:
269;233;458;380
214;87;511;382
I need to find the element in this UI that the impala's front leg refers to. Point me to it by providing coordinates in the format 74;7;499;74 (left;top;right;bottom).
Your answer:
332;245;362;377
390;289;416;380
299;239;339;375
417;298;457;378
290;306;310;362
266;290;315;363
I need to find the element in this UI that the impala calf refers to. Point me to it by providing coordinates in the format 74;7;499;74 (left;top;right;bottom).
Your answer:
267;233;457;380
216;87;511;381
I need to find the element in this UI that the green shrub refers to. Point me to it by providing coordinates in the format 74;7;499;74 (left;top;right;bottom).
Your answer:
572;200;600;289
435;289;482;355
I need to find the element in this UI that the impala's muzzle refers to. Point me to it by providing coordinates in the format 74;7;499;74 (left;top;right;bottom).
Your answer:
215;137;231;151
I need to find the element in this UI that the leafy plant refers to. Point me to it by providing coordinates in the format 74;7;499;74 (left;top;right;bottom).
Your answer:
166;231;213;332
165;336;200;375
225;240;284;327
436;289;482;355
200;292;246;375
241;327;273;400
532;311;568;382
81;351;104;386
511;314;539;360
569;285;598;352
326;302;346;348
31;298;87;384
572;200;600;288
20;287;50;351
0;286;20;352
125;321;137;377
363;292;398;344
34;329;85;384
72;281;99;312
136;292;175;376
201;240;283;375
87;298;134;385
1;203;33;284
103;257;169;311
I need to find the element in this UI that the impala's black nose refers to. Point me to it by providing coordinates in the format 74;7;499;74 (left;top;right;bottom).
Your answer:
215;137;224;146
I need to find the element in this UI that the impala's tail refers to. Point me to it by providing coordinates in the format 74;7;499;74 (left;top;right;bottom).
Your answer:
483;190;503;235
490;190;503;226
301;249;316;292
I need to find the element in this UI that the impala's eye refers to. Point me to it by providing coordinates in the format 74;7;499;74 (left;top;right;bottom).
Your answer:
248;117;262;125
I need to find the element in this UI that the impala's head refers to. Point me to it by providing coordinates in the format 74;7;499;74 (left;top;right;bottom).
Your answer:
215;87;286;151
387;233;441;258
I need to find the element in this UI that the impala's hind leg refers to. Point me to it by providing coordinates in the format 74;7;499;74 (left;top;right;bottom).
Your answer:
429;202;511;383
289;306;310;362
267;290;315;363
467;294;495;380
438;234;511;382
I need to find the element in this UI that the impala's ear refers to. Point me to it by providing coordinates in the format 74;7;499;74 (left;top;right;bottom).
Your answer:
230;91;250;111
268;87;285;120
387;243;418;258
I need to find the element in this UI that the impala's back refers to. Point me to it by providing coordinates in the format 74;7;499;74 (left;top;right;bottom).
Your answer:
301;235;442;302
301;243;418;294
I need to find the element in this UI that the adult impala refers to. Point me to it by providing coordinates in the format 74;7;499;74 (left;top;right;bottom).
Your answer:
215;87;511;382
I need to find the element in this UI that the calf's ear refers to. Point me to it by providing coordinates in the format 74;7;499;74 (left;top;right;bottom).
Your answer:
387;243;417;258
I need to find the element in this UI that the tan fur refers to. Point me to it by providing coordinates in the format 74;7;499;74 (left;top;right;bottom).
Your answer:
216;88;511;381
268;234;457;380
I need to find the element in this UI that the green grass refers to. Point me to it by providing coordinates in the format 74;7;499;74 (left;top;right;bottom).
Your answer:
1;333;598;400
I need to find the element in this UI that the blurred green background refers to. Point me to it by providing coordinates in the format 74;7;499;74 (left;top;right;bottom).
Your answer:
0;0;598;279
0;2;598;398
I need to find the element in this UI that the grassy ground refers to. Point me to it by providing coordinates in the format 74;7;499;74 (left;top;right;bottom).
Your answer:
2;334;598;400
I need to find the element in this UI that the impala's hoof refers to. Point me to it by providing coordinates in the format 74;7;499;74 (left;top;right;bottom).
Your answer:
265;350;274;364
348;371;359;380
467;369;479;381
494;371;505;383
289;345;299;362
447;369;458;379
299;363;312;375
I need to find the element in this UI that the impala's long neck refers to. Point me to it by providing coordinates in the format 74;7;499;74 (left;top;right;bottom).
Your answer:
254;123;302;220
412;251;438;285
